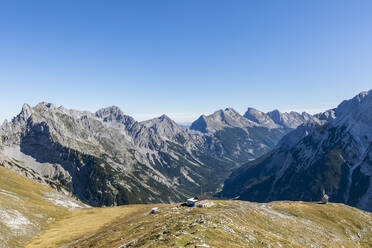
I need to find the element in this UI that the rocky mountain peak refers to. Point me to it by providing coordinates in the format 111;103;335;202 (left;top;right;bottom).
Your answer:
356;90;371;101
335;89;372;121
268;108;281;115
140;114;186;142
190;108;256;134
314;109;336;122
244;107;279;128
158;114;173;122
189;115;208;133
332;89;372;142
95;106;125;121
223;107;239;114
267;109;315;129
142;114;178;128
222;108;248;121
37;102;55;108
19;103;33;121
95;106;137;130
30;102;58;115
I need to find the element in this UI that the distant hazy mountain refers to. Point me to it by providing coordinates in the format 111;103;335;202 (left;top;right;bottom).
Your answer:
267;109;315;129
191;108;290;162
189;107;318;163
190;108;257;133
222;90;372;211
243;107;281;129
244;107;318;130
0;103;313;206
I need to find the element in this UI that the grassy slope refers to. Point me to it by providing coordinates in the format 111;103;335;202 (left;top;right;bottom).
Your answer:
2;165;372;248
27;200;372;248
26;205;162;248
0;166;84;248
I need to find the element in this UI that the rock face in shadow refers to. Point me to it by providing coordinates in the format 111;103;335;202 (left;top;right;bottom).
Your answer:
222;90;372;212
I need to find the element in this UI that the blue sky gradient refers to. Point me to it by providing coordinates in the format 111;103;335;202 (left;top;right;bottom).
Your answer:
1;1;371;122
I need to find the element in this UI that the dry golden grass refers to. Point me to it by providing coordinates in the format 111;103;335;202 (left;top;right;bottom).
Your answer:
26;204;161;248
0;166;70;247
26;200;372;248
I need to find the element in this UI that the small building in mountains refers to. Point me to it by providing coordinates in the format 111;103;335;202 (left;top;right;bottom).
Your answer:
186;195;208;207
321;189;329;204
321;193;329;204
186;198;198;207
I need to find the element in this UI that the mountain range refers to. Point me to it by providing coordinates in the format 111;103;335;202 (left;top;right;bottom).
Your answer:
0;103;312;207
1;90;371;212
222;90;372;212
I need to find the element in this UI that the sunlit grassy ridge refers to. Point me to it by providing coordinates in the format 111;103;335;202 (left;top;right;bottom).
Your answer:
25;205;159;248
27;200;372;248
0;166;84;248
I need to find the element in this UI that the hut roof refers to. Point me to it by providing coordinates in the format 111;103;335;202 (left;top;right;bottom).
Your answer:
195;195;208;201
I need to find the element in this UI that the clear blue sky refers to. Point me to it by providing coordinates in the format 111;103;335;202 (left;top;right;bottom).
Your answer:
1;1;371;123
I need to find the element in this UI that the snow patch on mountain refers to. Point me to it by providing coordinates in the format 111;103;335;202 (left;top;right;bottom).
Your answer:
43;192;86;210
0;209;32;235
